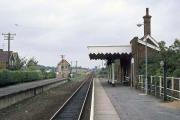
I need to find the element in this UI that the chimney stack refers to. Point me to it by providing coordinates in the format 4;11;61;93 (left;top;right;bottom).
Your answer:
143;8;151;36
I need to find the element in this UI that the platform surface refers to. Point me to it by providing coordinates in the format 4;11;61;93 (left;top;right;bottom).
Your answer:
100;79;180;120
94;78;120;120
0;78;65;97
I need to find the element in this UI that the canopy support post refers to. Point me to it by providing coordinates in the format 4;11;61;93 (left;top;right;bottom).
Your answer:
112;62;115;86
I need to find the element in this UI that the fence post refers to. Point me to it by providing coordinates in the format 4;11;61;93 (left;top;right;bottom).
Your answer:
150;76;153;94
171;77;174;90
179;78;180;99
155;78;157;97
171;77;174;98
159;76;162;97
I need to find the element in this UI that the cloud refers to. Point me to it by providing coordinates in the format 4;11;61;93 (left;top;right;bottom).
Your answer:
0;0;179;68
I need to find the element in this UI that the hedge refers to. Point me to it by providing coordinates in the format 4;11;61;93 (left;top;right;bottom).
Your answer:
0;70;56;87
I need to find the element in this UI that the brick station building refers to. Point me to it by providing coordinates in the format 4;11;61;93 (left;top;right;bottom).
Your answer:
88;8;160;87
56;57;71;79
0;49;19;69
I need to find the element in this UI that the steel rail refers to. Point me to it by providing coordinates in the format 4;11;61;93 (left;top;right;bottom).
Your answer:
49;75;93;120
77;77;93;120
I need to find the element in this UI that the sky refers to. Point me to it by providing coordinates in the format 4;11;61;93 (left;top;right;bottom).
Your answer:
0;0;179;68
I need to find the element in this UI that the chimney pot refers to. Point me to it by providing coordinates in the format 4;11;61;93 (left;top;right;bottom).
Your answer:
143;8;151;36
146;8;149;15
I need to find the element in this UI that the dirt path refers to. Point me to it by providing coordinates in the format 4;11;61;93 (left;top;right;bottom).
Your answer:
160;101;180;109
0;80;84;120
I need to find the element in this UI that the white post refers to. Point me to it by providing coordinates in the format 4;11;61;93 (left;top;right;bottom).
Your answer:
179;78;180;99
139;75;141;88
108;65;111;80
109;65;111;83
139;75;141;89
150;76;153;94
171;77;174;90
112;63;115;85
131;64;133;87
171;77;174;97
159;76;162;97
155;79;156;96
142;75;144;90
131;58;134;87
150;76;153;85
107;65;109;83
145;39;148;95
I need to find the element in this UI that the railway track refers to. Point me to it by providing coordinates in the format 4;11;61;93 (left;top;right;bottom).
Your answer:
49;74;93;120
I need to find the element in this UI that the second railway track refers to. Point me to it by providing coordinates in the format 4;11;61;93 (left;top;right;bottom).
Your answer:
50;74;93;120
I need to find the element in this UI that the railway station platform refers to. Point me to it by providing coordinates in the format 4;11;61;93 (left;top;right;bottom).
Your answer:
0;78;67;109
94;78;120;120
0;78;66;97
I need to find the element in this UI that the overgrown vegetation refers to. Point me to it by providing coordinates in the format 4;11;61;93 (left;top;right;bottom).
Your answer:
0;70;56;87
139;39;180;77
70;72;87;81
96;68;108;78
0;57;56;87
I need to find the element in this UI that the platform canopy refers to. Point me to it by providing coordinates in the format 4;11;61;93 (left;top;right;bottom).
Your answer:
87;45;132;60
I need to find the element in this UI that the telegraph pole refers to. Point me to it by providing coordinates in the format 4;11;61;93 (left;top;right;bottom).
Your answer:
2;32;16;69
75;60;78;73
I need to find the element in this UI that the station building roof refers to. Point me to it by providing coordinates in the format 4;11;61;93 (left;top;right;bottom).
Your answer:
87;45;131;60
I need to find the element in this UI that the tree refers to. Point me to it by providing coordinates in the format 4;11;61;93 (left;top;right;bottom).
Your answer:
26;57;38;67
139;39;180;77
10;57;27;70
26;57;39;71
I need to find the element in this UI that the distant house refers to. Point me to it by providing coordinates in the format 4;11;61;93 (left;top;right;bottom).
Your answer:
0;49;19;69
56;58;71;79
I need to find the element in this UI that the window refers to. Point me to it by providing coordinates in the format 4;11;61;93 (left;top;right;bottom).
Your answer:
61;66;64;69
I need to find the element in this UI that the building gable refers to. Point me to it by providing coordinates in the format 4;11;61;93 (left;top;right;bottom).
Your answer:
141;35;159;47
138;35;160;51
58;59;70;66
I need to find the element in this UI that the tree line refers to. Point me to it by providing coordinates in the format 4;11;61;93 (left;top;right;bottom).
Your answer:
0;57;56;87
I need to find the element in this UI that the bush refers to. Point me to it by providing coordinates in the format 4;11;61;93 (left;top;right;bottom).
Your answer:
173;69;180;77
0;70;56;87
46;72;56;79
26;71;43;81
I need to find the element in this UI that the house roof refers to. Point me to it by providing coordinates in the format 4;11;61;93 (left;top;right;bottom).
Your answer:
58;59;70;66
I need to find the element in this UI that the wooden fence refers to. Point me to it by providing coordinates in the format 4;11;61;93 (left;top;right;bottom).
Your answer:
138;75;180;100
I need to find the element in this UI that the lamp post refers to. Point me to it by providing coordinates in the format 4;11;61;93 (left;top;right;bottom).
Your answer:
137;23;148;94
145;39;148;94
160;60;167;101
